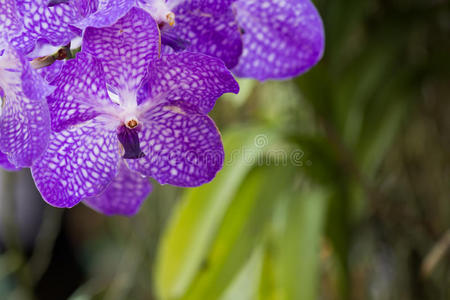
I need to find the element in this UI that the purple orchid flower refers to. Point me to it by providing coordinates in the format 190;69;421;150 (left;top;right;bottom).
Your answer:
74;0;324;80
8;0;323;81
31;8;239;216
0;45;54;167
162;0;325;80
232;0;325;80
0;1;54;168
7;0;97;54
75;0;242;68
8;1;76;53
144;0;243;69
0;0;78;85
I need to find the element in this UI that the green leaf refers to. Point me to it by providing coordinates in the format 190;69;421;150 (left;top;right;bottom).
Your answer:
256;241;282;300
278;189;328;300
154;126;285;300
356;73;412;178
180;165;296;300
220;245;264;300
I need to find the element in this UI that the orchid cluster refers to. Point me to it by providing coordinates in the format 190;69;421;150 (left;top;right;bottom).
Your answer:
0;0;324;215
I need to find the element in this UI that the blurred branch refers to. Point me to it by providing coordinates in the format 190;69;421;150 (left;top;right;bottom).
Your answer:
68;230;144;300
102;235;142;300
0;171;34;299
1;172;22;253
29;207;63;284
421;229;450;278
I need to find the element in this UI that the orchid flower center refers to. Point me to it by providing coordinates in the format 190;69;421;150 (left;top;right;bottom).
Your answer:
165;12;175;27
100;90;145;159
138;0;176;28
125;117;139;129
117;120;145;159
137;1;191;51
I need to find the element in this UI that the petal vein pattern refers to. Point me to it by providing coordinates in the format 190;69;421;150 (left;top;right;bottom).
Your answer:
76;0;135;29
10;0;82;53
0;47;52;167
0;150;21;171
83;7;160;96
83;160;152;216
165;0;243;68
0;0;22;41
31;119;120;208
233;0;325;80
47;52;112;132
128;102;224;187
139;52;239;113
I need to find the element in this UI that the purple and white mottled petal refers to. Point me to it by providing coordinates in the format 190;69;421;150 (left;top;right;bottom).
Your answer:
47;52;111;132
0;47;52;167
0;0;22;41
138;52;239;113
31;119;121;208
83;160;152;216
83;7;160;94
169;1;242;68
0;90;50;167
10;0;81;54
19;52;56;99
76;0;134;29
128;102;224;187
70;0;98;18
36;59;65;82
233;0;325;80
0;150;21;171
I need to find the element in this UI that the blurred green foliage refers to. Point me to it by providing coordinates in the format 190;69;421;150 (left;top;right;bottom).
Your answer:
1;0;449;299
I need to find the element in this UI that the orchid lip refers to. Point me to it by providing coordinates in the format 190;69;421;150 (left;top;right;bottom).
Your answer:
160;31;189;51
117;125;145;159
47;0;69;7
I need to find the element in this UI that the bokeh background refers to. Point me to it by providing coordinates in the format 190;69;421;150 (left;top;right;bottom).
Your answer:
1;0;449;299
